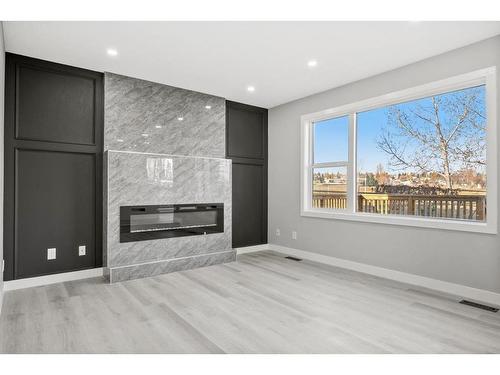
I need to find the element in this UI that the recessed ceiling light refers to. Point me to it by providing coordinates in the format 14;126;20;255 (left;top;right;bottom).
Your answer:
141;133;149;137
205;105;212;109
247;86;255;93
116;139;124;143
107;48;118;57
177;117;184;121
155;125;162;129
307;60;318;68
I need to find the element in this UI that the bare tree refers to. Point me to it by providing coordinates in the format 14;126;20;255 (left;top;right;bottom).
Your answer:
377;86;486;189
375;163;389;185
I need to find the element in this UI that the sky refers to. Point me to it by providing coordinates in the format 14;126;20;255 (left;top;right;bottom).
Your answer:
313;85;486;175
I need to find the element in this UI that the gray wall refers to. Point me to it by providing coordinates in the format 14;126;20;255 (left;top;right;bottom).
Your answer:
268;35;500;293
0;23;5;311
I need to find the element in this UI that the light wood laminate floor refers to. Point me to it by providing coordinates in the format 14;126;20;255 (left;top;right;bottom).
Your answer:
1;251;500;353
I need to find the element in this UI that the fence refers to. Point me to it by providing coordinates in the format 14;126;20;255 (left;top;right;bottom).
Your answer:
312;192;485;221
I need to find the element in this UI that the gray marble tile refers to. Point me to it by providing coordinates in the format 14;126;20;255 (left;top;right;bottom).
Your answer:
103;73;232;282
104;72;225;158
102;152;109;266
109;250;236;283
105;150;233;276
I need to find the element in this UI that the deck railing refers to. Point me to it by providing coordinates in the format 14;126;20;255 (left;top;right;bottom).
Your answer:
312;192;486;221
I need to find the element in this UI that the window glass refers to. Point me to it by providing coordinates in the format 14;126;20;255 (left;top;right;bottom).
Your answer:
313;116;349;163
356;85;486;221
312;167;347;209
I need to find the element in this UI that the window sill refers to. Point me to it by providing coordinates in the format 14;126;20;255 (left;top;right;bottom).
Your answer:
300;209;497;234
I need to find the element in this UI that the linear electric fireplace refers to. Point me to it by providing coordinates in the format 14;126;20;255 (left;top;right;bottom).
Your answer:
120;203;224;243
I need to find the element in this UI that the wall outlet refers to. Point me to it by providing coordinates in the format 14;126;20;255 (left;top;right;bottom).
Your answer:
47;248;56;260
78;245;86;256
276;228;281;236
292;231;297;240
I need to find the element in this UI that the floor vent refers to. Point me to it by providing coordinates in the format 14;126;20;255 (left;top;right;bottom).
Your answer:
459;300;499;312
285;256;303;262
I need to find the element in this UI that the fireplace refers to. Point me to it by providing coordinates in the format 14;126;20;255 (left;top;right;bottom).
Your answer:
120;203;224;243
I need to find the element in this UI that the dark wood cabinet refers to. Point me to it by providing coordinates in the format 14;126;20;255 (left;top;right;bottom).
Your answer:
3;54;104;280
226;101;268;248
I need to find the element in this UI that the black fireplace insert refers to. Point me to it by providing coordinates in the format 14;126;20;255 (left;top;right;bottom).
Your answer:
120;203;224;243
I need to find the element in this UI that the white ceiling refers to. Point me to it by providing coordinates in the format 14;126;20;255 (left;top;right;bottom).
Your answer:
3;21;500;108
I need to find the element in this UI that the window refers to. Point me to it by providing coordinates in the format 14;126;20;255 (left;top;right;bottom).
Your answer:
312;116;349;209
301;68;497;233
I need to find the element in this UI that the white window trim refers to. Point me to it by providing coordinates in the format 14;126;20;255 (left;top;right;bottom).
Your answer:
300;67;497;234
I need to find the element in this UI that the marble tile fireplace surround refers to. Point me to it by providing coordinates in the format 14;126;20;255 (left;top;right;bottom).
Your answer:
103;73;234;282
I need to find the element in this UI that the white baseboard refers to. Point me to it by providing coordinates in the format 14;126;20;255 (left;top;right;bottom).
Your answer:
4;268;104;291
235;244;270;255
4;244;500;307
239;243;500;307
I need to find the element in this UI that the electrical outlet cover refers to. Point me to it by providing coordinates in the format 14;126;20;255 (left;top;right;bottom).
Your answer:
47;248;56;260
78;245;86;256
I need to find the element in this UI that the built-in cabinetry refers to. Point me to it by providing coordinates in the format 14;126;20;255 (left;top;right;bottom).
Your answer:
226;101;268;248
3;54;104;280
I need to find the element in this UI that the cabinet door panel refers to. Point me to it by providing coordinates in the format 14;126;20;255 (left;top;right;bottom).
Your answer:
16;150;96;278
232;163;265;247
16;64;97;144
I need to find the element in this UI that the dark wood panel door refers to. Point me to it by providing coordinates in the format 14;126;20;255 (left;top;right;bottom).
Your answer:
226;106;265;159
226;101;268;248
4;53;103;280
232;163;265;247
16;150;96;278
16;64;97;144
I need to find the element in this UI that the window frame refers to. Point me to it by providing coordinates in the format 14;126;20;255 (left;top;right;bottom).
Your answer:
300;67;497;234
311;115;351;212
